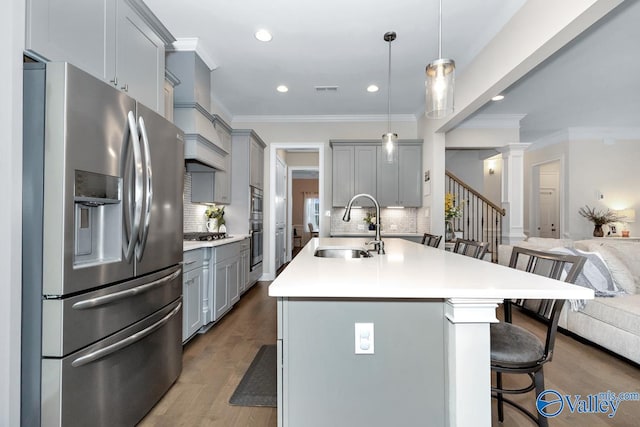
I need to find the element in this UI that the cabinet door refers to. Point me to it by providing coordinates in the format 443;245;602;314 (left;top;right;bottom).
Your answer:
228;259;240;306
332;146;355;207
115;0;164;112
398;145;422;207
376;146;400;206
214;262;229;321
26;0;114;82
183;267;203;342
250;139;264;189
353;146;377;206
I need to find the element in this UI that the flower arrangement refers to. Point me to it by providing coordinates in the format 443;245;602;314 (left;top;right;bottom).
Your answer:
445;193;464;220
578;205;620;226
363;212;376;225
205;205;225;227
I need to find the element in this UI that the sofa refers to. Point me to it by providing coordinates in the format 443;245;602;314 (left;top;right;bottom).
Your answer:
498;237;640;365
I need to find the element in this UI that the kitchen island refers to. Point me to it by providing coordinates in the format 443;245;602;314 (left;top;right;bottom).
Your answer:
269;238;593;427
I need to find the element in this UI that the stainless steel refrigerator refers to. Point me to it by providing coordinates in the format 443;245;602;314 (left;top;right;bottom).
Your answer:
22;62;184;427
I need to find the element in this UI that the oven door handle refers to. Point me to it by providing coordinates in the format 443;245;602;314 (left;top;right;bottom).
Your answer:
71;268;181;310
71;302;182;368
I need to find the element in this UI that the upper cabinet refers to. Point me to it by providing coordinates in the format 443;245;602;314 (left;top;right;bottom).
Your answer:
249;136;265;190
331;140;422;208
25;0;173;114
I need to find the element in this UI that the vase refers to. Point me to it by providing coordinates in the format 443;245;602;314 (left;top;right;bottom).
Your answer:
445;220;455;241
206;218;218;232
368;223;376;231
593;224;604;237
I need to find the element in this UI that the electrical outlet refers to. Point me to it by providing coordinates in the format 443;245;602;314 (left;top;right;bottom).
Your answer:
354;323;374;354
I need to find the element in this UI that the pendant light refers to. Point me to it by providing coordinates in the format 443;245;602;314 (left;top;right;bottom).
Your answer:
383;31;398;163
426;0;455;119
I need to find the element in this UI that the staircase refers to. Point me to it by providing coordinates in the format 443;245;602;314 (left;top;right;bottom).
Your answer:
446;170;505;262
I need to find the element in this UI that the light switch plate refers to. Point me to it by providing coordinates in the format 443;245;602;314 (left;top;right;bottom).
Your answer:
354;323;374;354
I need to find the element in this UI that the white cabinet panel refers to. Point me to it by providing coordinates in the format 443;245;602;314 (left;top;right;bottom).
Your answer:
332;146;354;207
182;267;203;342
398;145;422;207
354;146;377;206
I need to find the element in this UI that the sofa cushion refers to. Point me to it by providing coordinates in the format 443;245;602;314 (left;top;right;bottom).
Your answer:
575;240;637;294
576;295;640;337
525;237;575;249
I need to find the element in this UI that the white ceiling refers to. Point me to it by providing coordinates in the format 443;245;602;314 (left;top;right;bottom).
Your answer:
146;0;636;142
146;0;526;117
475;0;640;142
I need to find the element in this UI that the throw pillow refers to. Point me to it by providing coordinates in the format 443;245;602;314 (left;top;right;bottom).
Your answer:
548;247;624;296
578;242;637;295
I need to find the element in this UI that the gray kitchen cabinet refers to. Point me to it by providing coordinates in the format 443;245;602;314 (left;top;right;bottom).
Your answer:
376;142;422;207
213;119;232;204
239;238;251;294
331;143;377;207
212;241;240;321
182;248;206;343
250;137;265;189
25;0;171;114
331;145;355;207
354;145;377;206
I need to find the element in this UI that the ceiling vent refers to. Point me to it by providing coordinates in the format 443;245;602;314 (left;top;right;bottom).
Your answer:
315;86;339;92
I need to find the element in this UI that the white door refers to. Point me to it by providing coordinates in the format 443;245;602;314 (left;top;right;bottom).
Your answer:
538;188;559;238
536;166;560;238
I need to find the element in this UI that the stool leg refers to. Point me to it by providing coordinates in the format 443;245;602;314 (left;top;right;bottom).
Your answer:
496;371;504;422
534;370;548;427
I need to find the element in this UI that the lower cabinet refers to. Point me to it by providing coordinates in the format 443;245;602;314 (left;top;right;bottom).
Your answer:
239;238;251;294
182;249;206;343
183;237;253;342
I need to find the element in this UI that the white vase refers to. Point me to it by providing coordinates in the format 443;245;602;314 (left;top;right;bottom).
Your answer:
206;218;218;232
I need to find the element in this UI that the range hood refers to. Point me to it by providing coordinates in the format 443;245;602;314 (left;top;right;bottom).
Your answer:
175;102;229;171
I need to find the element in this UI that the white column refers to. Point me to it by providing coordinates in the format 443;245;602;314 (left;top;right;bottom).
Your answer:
498;143;531;244
444;298;501;427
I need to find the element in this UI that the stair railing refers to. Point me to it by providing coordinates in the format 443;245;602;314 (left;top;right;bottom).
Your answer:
445;170;505;262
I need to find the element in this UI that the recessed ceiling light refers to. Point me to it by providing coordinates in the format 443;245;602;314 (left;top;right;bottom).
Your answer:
276;85;288;93
367;85;379;93
491;95;505;101
255;30;272;42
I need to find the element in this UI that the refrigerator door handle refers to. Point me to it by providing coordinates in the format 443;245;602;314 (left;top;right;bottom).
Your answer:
71;268;181;310
71;301;182;368
136;115;153;261
124;111;144;262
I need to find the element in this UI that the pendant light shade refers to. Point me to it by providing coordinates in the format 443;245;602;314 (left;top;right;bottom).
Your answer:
383;31;398;163
426;0;455;119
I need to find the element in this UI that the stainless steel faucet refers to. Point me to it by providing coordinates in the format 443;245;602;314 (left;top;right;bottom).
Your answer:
342;193;385;254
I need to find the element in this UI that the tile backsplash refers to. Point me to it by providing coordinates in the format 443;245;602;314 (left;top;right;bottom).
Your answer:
183;171;208;232
330;207;419;234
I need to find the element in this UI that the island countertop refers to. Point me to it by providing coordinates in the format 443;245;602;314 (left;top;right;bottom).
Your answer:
268;237;595;300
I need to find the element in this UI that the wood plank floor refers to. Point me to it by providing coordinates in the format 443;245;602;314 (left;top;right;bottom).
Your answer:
139;281;640;426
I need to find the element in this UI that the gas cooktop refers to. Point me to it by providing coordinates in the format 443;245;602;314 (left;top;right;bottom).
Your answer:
183;232;228;241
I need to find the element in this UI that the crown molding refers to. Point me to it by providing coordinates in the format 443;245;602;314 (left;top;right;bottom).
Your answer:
457;114;526;129
527;127;640;151
127;0;175;45
232;114;417;124
168;38;218;71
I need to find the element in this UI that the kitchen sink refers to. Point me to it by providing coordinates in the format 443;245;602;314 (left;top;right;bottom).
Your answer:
314;246;373;258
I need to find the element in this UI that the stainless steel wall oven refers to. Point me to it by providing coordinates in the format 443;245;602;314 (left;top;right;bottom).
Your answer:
249;186;263;270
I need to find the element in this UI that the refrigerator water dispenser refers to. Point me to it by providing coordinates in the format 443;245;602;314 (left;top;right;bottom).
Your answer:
73;170;122;267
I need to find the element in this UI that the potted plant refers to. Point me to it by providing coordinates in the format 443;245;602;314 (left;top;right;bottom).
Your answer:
363;212;376;231
205;205;225;232
578;205;620;237
445;193;463;241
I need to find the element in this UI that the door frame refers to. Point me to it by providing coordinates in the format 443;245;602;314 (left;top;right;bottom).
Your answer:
530;157;564;238
287;166;320;262
268;143;324;280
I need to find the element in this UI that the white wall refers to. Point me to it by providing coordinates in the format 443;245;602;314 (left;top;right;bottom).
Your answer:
525;138;640;240
285;151;319;167
1;1;25;425
445;127;518;148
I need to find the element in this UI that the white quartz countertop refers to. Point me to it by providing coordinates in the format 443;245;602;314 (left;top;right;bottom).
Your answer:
183;234;249;251
330;231;422;237
268;238;595;300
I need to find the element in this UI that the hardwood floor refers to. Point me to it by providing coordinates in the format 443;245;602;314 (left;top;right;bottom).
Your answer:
139;281;278;427
140;281;640;426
